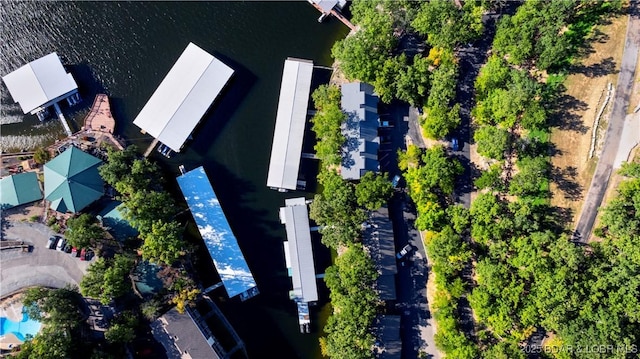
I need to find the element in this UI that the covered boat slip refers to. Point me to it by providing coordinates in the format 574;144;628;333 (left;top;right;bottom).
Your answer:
280;197;318;303
133;42;234;153
266;58;314;191
2;52;78;114
176;166;258;300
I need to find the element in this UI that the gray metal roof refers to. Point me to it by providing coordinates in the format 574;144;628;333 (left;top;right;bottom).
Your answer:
363;207;397;300
280;197;318;302
2;53;78;114
341;82;380;180
133;43;234;153
267;58;314;191
374;315;402;359
151;308;220;359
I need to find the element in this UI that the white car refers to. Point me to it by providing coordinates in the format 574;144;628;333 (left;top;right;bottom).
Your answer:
56;238;67;251
396;244;412;260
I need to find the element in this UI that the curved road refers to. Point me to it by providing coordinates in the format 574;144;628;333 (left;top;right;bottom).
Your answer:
573;4;640;242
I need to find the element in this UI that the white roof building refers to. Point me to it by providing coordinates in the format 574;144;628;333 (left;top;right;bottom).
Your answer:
2;53;78;114
133;42;234;153
280;197;318;303
267;58;314;191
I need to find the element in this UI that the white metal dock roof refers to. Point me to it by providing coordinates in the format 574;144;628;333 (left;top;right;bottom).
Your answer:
133;43;234;153
2;53;78;114
267;58;314;191
280;197;318;303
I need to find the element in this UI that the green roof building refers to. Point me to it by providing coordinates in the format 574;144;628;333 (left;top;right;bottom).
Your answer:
0;172;43;209
44;146;104;213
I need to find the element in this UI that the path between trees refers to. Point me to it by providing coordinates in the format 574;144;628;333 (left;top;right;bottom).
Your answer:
573;4;640;242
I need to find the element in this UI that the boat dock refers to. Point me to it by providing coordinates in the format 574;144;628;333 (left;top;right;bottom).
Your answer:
307;0;356;31
81;94;124;150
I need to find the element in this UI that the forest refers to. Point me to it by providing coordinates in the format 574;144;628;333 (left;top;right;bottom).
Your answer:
327;0;635;358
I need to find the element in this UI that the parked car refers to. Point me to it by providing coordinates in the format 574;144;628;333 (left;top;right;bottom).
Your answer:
80;248;87;261
71;247;78;257
396;244;413;260
451;138;459;151
85;249;95;261
46;236;56;249
56;238;67;251
63;244;72;253
379;120;393;127
392;174;402;188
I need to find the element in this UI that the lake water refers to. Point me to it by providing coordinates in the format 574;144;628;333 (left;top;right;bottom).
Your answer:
1;2;348;357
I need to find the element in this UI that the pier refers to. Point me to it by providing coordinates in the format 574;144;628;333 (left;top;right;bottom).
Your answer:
307;0;356;32
81;94;124;151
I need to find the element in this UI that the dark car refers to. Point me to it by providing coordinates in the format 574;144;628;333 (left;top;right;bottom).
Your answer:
63;244;72;253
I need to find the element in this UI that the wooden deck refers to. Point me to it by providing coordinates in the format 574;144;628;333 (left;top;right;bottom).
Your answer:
83;94;115;133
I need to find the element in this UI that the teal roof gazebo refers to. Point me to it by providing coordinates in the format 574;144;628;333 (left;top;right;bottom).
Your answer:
44;146;104;213
0;172;43;209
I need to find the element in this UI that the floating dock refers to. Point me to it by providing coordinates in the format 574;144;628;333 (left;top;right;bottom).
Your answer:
280;197;318;333
267;58;314;192
176;166;258;301
133;42;234;155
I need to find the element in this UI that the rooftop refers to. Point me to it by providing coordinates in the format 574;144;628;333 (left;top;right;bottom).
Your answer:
2;52;78;114
341;82;380;180
374;315;402;359
151;308;220;359
133;42;234;153
44;146;104;213
0;172;43;210
267;58;314;191
364;207;397;301
176;166;257;299
280;197;318;303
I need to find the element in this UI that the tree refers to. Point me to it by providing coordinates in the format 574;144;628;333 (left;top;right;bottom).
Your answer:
80;254;134;304
421;103;461;139
416;145;463;195
121;190;178;235
474;162;504;190
33;147;51;165
105;311;138;344
16;326;74;359
475;55;510;100
355;171;393;210
508;156;550;197
65;214;105;249
474;125;509;160
140;220;185;265
447;205;471;234
412;0;483;49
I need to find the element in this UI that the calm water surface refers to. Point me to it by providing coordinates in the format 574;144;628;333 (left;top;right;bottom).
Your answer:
1;2;348;357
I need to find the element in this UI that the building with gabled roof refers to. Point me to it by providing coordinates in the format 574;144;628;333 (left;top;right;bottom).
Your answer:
44;146;103;213
2;53;79;115
0;172;43;210
341;82;380;180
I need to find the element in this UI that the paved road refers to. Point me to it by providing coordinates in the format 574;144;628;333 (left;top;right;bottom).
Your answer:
573;5;640;242
0;222;89;297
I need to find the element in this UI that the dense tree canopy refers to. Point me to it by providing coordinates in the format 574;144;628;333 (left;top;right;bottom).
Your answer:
355;171;393;210
65;214;105;249
80;254;135;304
412;0;484;49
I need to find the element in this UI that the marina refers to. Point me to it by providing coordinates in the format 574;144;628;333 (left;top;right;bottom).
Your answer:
267;58;315;192
176;166;259;301
279;197;318;333
134;43;234;157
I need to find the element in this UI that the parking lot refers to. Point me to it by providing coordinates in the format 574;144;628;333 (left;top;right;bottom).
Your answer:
0;220;90;297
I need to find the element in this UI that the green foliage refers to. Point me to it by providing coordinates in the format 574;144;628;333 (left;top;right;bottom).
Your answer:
474;162;504;190
121;190;178;235
618;161;640;178
33;147;50;165
446;205;471;234
65;213;105;249
310;170;366;249
321;243;378;359
80;254;135;304
426;226;472;283
412;0;484;49
311;85;346;167
141;299;162;320
99;145;162;195
105;311;138;344
474;125;509;160
475;55;510;100
421;103;461;140
355;171;393;210
470;193;506;245
394;54;433;106
508;156;550;197
22;286;83;329
140;220;184;265
15;326;74;359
